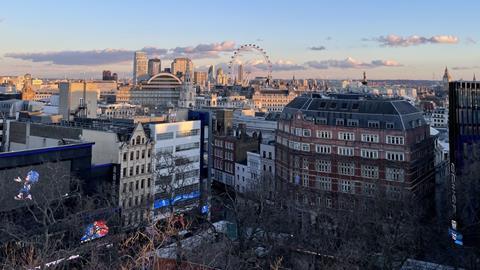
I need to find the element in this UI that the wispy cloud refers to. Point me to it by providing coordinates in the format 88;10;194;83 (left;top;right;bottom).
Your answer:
309;46;326;51
466;37;477;45
5;41;236;65
325;36;332;41
305;57;402;69
368;34;459;47
452;66;480;70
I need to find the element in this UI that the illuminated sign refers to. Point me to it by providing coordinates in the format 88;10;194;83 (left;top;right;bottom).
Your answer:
153;191;200;209
81;220;109;243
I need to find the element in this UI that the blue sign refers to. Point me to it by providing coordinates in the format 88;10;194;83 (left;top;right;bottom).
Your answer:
201;205;209;214
449;228;464;246
153;191;200;209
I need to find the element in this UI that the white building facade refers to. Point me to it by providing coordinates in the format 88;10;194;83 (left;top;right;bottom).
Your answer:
149;120;202;220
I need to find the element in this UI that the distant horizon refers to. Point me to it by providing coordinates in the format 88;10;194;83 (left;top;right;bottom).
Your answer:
0;0;478;80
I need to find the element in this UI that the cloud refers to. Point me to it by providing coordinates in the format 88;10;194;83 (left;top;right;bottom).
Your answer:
0;18;4;23
5;41;236;65
466;37;477;45
370;34;459;47
305;57;402;69
452;65;480;70
264;60;306;71
326;36;332;41
309;46;326;51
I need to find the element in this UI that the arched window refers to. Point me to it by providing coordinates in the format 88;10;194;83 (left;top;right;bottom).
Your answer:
136;136;141;144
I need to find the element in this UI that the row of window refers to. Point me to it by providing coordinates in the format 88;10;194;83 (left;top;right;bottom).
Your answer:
296;160;405;181
279;129;405;145
122;178;152;193
122;163;152;178
281;120;396;130
123;149;151;162
299;177;401;198
284;140;405;161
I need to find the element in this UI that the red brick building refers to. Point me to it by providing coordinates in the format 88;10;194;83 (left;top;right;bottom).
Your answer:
275;94;435;213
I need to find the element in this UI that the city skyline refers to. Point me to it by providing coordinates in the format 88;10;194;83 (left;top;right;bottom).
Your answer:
0;0;479;80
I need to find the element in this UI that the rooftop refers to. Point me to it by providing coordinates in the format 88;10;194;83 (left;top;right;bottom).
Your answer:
281;93;425;130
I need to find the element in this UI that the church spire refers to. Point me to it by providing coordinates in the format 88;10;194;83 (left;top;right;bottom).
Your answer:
443;66;452;82
361;71;368;86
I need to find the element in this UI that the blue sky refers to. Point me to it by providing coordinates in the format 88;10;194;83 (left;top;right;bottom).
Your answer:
0;0;479;80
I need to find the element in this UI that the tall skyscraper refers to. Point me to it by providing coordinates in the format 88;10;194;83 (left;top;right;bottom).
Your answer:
449;80;480;245
208;65;216;84
194;71;207;87
171;58;193;80
237;64;244;85
102;70;112;81
133;51;148;85
148;58;162;77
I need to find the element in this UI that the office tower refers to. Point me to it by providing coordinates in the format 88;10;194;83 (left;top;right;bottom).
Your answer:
112;73;118;82
194;71;207;87
133;51;148;85
276;94;434;223
103;70;112;80
148;58;162;77
237;64;244;85
171;58;193;80
449;80;480;245
208;65;216;84
216;68;227;85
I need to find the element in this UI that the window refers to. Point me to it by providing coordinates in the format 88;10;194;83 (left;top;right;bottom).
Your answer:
386;168;405;182
336;118;344;126
148;149;151;157
338;132;355;141
141;179;145;189
123;153;127;161
316;130;332;139
303;129;311;137
141;165;145;174
338;147;354;156
284;124;290;132
368;121;380;128
176;129;200;138
361;165;379;179
386;151;405;161
147;163;151;172
364;183;376;196
214;139;223;147
387;185;402;199
225;151;233;161
338;162;355;176
135;180;139;190
129;167;133;176
340;180;353;193
176;142;200;152
136;150;140;160
302;176;309;187
156;132;174;140
294;142;301;151
135;165;139;175
315;160;331;172
302;143;310;152
142;150;145;159
361;134;379;143
326;198;333;208
315;118;327;125
316;176;332;191
122;167;127;177
386;122;394;129
347;119;359;127
360;149;379;159
130;152;134;161
129;182;133;191
295;128;302;136
386;135;405;145
225;142;234;150
315;145;331;154
122;183;127;193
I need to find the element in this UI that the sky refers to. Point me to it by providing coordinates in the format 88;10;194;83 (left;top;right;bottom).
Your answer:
0;0;479;80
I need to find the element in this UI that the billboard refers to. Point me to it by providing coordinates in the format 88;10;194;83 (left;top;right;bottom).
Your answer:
0;161;71;211
80;220;109;243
